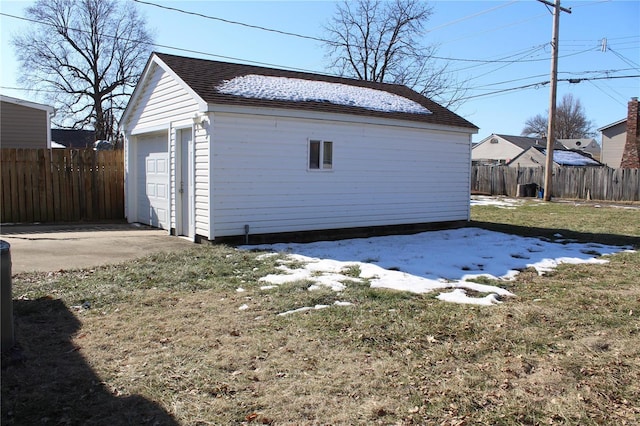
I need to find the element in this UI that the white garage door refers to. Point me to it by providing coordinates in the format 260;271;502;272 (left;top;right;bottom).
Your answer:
136;132;169;229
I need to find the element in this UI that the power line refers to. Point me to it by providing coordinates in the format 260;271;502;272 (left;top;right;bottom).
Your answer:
132;0;326;43
426;1;519;33
2;7;636;104
608;47;640;70
136;0;619;71
131;0;564;67
2;9;603;81
586;80;628;107
0;12;326;75
456;74;639;101
436;12;550;47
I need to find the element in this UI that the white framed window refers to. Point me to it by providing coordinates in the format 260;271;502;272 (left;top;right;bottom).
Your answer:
309;139;333;170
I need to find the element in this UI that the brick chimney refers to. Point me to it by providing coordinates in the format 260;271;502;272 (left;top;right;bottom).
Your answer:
620;97;640;168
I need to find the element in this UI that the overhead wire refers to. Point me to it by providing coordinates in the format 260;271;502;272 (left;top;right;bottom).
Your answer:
426;1;518;33
0;12;326;74
132;0;327;43
2;0;637;103
456;74;639;102
607;47;640;70
586;80;628;107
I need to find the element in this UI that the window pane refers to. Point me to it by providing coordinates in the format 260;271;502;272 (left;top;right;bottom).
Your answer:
309;140;320;169
323;141;333;169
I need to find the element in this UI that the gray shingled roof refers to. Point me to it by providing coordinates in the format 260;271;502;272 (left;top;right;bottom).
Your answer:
495;134;565;150
154;52;478;130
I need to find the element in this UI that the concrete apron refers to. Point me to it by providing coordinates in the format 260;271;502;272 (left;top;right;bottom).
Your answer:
0;223;195;274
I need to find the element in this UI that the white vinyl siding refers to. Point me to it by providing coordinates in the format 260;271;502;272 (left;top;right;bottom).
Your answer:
125;64;200;131
123;56;475;241
124;63;209;237
194;119;210;238
210;113;470;237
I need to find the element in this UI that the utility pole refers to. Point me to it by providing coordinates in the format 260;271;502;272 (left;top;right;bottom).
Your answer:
538;0;571;201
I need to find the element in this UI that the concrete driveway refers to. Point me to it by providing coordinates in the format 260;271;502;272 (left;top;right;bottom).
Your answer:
0;223;195;274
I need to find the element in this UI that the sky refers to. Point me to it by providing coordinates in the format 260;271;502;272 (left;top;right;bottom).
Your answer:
1;0;639;143
237;196;635;310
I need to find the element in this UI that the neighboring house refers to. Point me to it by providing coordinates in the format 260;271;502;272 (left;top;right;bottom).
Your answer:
472;134;564;166
120;52;478;242
0;95;54;149
51;129;96;148
599;118;626;167
508;146;603;168
557;138;600;161
599;97;640;168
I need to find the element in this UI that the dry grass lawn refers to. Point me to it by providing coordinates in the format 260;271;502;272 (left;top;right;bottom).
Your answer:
2;199;639;425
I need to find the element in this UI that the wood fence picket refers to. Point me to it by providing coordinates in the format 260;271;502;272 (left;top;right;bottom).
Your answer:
471;165;640;201
0;148;124;223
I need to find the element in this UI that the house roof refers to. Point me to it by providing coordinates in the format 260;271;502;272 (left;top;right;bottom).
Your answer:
557;138;600;152
509;146;602;167
492;134;566;150
51;129;95;148
542;148;602;166
153;52;478;130
597;118;626;131
0;94;54;113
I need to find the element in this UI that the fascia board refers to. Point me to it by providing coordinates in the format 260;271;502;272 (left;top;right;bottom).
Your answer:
206;103;477;135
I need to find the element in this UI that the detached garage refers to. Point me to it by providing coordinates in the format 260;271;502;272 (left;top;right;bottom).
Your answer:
120;52;477;242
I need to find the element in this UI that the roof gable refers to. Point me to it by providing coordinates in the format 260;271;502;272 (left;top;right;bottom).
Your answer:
494;134;567;150
152;52;477;130
0;95;54;113
512;146;602;167
598;118;626;131
557;138;600;151
475;133;565;151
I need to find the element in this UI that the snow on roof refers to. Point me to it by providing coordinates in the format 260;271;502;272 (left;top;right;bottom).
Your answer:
216;74;432;115
543;149;601;166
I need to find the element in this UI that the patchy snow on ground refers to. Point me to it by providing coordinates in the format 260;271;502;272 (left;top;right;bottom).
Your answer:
216;74;431;114
470;195;531;209
240;227;632;311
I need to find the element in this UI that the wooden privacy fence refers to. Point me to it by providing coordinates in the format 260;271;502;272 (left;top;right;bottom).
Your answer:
1;148;124;223
471;165;640;202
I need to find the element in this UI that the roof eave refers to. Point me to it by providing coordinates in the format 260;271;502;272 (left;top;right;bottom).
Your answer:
597;118;626;131
207;103;478;134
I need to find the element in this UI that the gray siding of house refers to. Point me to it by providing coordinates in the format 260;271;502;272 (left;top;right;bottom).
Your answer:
1;100;49;148
601;122;626;168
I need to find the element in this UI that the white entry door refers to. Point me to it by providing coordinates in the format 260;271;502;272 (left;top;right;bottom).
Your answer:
136;132;169;229
178;128;194;237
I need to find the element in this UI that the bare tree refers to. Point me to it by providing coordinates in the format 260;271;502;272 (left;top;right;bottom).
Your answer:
12;0;154;142
324;0;466;108
522;94;595;139
521;114;548;138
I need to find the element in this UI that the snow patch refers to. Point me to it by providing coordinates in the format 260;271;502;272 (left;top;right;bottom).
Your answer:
241;227;631;307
